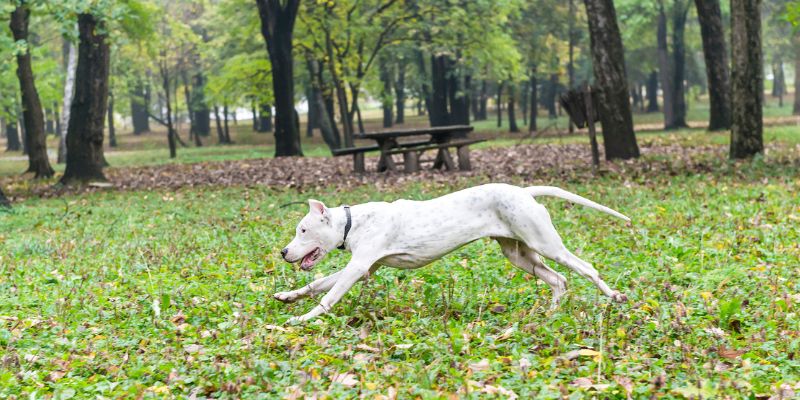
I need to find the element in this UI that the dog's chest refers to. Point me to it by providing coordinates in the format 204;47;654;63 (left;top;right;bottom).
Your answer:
377;253;437;269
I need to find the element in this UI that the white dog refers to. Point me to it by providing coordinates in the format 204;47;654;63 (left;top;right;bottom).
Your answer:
277;183;630;324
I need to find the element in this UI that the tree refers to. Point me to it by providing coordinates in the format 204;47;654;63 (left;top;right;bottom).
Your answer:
130;77;150;134
656;0;690;130
730;0;763;159
695;0;732;130
61;13;111;183
58;38;76;162
255;0;302;157
9;1;54;178
297;0;414;145
0;59;22;151
795;37;800;115
583;0;640;159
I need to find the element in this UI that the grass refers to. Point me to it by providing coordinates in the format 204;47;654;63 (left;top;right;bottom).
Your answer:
1;152;799;398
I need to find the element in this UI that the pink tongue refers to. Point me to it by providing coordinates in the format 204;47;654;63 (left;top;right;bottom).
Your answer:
301;254;314;269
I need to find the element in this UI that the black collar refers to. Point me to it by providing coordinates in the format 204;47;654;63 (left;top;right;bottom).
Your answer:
337;205;351;250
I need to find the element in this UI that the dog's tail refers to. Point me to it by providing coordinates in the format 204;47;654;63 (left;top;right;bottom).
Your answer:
526;186;631;222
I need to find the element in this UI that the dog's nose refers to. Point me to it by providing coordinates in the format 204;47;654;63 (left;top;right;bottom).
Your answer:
280;248;289;258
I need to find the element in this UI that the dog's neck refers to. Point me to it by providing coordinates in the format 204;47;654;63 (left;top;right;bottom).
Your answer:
333;206;353;250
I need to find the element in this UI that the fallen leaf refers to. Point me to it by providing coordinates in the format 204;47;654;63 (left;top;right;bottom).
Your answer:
184;344;204;354
356;343;380;353
495;326;515;341
490;304;506;313
614;375;633;399
718;346;746;359
468;359;490;373
331;372;359;387
572;377;593;388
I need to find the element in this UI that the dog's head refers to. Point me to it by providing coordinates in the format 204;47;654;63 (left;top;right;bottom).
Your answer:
281;200;340;270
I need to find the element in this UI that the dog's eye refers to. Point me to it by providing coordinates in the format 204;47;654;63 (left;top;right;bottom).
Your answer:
301;228;306;234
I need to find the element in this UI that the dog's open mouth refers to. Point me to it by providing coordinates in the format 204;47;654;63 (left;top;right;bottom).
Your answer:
300;248;322;270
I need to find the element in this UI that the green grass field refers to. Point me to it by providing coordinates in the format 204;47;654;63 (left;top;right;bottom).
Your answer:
1;149;798;397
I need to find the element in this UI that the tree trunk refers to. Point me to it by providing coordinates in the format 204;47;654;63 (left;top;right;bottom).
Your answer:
630;87;640;111
255;0;302;157
223;104;231;143
569;0;577;133
191;73;210;136
20;112;27;155
520;81;529;126
583;0;640;159
450;73;471;127
158;59;178;159
355;102;365;134
10;3;54;178
394;59;406;124
794;44;800;115
130;79;150;135
772;58;784;107
182;71;202;147
61;13;111;183
334;81;353;146
5;117;21;152
670;1;690;129
379;58;393;128
529;68;538;132
45;109;54;135
730;0;763;159
638;83;646;112
657;6;675;129
305;82;318;138
305;58;340;149
477;80;488;120
508;83;519;132
496;81;504;127
251;102;258;131
646;70;660;112
54;102;60;138
214;105;229;144
107;91;117;147
414;49;433;120
257;103;273;132
430;55;450;127
545;74;558;118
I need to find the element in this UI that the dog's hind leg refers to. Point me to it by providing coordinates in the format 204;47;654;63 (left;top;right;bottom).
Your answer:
496;238;568;308
511;203;627;303
549;249;626;301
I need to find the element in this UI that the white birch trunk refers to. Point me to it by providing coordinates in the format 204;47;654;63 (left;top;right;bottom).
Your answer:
58;41;77;164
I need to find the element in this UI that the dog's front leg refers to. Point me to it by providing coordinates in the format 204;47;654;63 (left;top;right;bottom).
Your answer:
287;259;373;324
274;270;343;303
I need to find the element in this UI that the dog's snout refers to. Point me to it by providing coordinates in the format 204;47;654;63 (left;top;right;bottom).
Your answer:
280;247;289;259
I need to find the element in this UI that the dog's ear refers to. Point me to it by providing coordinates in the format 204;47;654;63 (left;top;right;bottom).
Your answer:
308;199;327;216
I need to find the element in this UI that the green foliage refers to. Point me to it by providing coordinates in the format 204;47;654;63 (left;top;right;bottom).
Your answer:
202;0;270;108
206;53;273;105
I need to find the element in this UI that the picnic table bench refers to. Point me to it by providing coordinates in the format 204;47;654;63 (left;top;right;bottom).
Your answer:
332;125;484;173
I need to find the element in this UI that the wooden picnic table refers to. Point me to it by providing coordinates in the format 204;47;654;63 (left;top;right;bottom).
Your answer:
350;125;479;173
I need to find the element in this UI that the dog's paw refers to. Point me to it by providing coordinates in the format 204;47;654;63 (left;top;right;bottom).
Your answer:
273;291;300;303
610;291;628;303
286;315;306;325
